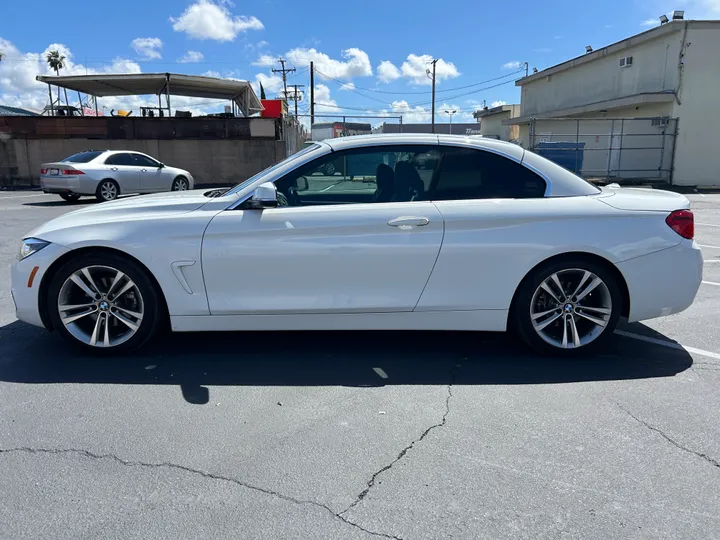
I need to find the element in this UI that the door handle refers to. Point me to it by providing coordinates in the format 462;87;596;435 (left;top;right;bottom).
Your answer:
111;167;118;171
387;216;430;228
141;169;147;172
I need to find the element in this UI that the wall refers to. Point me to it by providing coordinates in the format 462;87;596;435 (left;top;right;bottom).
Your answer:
669;22;720;186
479;106;521;141
0;138;286;187
520;24;682;116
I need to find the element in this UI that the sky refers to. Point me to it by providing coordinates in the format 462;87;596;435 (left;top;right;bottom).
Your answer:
1;0;719;126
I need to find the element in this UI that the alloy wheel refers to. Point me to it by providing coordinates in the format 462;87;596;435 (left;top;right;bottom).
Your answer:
57;265;144;348
173;178;189;191
100;182;118;201
529;268;613;349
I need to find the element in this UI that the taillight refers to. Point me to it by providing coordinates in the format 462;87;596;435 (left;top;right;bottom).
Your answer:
666;209;694;239
62;169;85;175
40;168;48;175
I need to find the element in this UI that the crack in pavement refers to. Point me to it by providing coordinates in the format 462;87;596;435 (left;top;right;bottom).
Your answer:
0;446;402;540
617;406;720;470
339;364;460;517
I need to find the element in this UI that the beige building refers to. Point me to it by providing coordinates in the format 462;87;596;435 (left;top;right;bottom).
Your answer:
473;104;520;141
504;17;720;186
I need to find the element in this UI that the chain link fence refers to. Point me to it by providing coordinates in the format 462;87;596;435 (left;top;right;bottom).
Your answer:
528;117;678;184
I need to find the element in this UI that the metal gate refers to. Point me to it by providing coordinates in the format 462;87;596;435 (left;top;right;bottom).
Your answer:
528;117;678;184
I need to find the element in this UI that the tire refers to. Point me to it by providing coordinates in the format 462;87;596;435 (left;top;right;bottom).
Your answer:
323;162;336;176
171;176;189;191
59;193;81;203
46;252;164;354
96;179;120;202
512;258;622;356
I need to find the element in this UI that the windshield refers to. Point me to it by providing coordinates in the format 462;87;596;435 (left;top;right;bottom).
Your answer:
62;151;104;163
225;143;322;196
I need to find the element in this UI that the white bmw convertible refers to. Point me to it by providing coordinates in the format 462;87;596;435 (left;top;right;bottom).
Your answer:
11;134;702;355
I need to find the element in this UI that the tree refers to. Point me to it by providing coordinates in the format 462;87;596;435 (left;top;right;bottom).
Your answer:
259;81;266;100
46;50;69;113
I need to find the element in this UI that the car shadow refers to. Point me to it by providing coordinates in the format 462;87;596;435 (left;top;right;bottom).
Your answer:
0;320;693;404
22;200;94;207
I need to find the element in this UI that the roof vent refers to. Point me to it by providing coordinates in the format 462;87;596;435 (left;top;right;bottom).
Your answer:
672;10;684;20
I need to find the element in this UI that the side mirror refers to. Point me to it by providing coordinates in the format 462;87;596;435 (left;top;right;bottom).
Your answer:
246;182;278;209
158;163;165;169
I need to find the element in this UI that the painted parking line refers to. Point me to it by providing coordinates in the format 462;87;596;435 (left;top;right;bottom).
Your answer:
373;367;389;379
614;330;720;360
697;222;720;228
702;280;720;287
704;260;720;263
699;244;720;250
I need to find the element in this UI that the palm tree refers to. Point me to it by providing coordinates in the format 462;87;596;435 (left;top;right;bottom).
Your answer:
46;50;69;114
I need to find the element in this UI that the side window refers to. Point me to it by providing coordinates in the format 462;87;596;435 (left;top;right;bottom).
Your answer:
106;153;134;166
273;145;440;207
133;154;159;167
432;147;546;200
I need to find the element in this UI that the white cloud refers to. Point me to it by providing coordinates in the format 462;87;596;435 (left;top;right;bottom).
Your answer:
252;54;276;67
170;0;264;41
251;72;282;98
285;47;372;79
257;40;269;48
377;60;401;83
338;82;355;91
131;37;162;60
178;50;204;63
640;18;658;26
400;54;459;86
491;100;507;107
503;61;521;69
202;70;222;78
313;83;337;113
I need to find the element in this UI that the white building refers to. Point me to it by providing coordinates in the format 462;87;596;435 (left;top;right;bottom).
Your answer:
505;16;720;186
473;104;520;141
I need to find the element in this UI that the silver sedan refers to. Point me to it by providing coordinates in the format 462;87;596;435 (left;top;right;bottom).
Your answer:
40;150;195;202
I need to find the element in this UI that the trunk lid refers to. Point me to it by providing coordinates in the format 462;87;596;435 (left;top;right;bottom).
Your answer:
596;186;690;212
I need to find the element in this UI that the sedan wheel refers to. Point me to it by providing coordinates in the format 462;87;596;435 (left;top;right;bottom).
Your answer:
514;260;621;355
172;177;189;191
48;254;163;353
96;180;119;202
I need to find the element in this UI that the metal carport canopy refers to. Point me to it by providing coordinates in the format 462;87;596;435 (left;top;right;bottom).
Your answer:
35;72;263;116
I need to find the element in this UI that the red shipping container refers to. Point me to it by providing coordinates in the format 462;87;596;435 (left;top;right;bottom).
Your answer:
260;99;286;118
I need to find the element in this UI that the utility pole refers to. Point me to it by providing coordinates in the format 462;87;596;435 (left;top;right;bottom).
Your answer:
524;61;529;78
287;84;305;116
310;61;315;125
426;59;439;133
272;58;295;109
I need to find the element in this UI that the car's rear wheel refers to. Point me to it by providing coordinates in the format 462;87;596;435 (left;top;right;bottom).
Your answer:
47;252;163;354
96;179;119;202
171;176;189;191
59;193;81;203
513;258;622;355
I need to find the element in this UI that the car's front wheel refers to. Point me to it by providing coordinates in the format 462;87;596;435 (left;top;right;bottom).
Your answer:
47;252;164;353
513;258;622;355
171;176;189;191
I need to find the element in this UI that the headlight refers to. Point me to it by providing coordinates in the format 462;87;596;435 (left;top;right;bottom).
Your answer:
19;238;50;260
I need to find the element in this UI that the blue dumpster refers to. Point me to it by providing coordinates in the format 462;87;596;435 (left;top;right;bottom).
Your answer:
534;141;585;174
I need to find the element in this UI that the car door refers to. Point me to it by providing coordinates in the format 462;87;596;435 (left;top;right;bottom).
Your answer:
133;153;166;192
202;145;445;315
105;153;140;192
415;145;553;313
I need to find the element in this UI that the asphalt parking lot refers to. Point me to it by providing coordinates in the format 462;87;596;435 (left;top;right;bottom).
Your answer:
1;191;719;540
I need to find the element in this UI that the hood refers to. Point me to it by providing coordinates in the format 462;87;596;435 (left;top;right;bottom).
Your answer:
27;190;213;240
597;186;690;212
